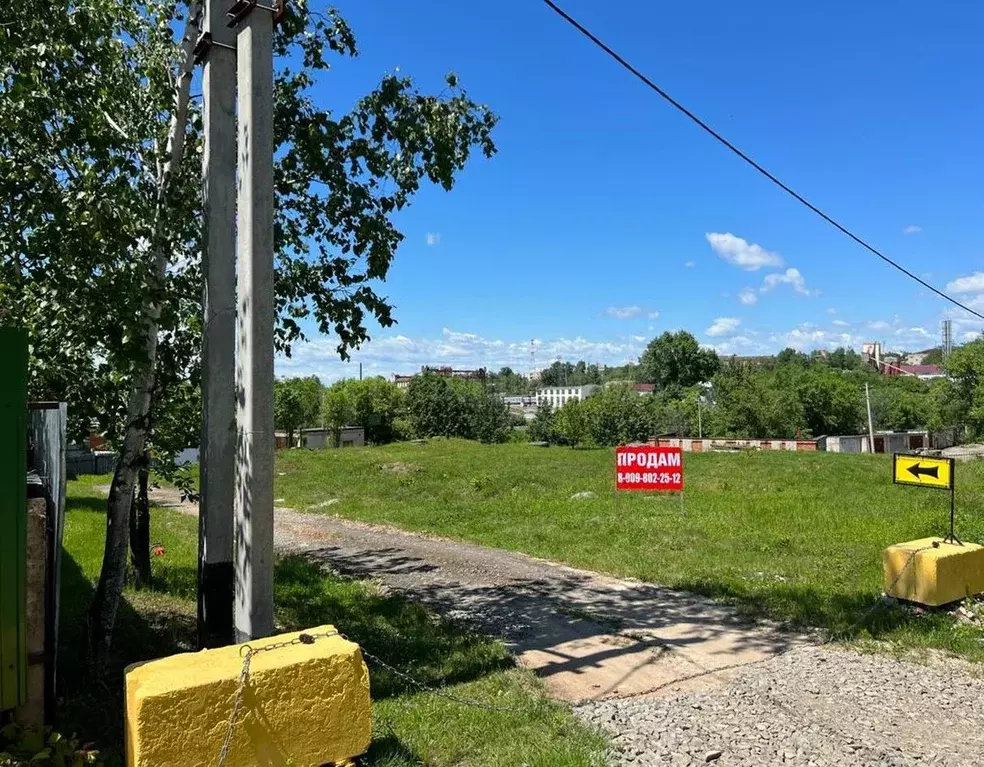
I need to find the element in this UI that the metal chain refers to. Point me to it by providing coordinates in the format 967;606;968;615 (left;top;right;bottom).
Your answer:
353;643;523;713
826;542;937;643
216;629;521;766
217;630;341;767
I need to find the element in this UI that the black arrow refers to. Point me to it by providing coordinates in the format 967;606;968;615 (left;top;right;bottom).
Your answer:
906;463;939;480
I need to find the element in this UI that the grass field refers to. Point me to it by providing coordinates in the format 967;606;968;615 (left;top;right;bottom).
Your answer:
276;440;984;660
59;475;604;766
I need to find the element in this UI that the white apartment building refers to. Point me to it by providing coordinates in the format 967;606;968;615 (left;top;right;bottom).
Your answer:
537;384;600;409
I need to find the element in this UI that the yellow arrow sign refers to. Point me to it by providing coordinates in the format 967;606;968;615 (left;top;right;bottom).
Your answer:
893;454;953;490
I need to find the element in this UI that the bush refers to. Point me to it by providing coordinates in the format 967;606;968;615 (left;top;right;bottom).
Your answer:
553;400;593;447
405;373;510;443
528;403;557;443
469;390;511;444
0;724;100;767
321;377;405;445
392;415;415;441
550;386;654;447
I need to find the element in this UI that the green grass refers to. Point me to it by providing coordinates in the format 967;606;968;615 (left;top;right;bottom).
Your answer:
59;475;604;766
275;440;984;660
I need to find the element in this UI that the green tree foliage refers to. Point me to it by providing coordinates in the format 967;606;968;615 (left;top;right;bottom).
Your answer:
321;377;404;444
790;367;864;436
319;383;355;446
774;348;809;368
487;366;530;395
274;376;324;445
0;0;497;662
601;361;641;383
945;337;984;437
703;365;805;438
469;388;512;444
868;377;931;432
582;384;650;446
639;331;719;390
528;403;557;443
405;373;509;443
549;386;652;447
819;347;864;370
538;360;603;387
291;376;324;428
274;380;307;447
553;399;592;447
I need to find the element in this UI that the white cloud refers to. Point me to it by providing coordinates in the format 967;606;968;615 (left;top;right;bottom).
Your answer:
425;232;441;246
705;232;784;271
738;288;758;305
705;334;769;356
277;328;649;383
868;320;892;332
783;327;827;349
903;225;922;235
946;272;984;294
894;326;932;339
684;260;696;268
606;305;643;320
648;311;660;320
827;308;837;315
761;267;810;295
832;319;850;327
706;317;741;337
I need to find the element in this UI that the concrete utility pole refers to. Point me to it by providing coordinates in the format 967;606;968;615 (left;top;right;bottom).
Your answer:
865;383;876;454
233;0;275;641
197;0;237;649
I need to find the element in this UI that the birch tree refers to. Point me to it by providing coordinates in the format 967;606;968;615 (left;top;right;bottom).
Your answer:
1;0;497;666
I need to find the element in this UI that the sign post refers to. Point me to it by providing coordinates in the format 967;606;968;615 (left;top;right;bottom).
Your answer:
616;445;684;493
892;454;958;543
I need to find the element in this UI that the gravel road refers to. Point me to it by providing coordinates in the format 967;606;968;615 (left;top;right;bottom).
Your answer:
576;644;984;766
144;486;984;765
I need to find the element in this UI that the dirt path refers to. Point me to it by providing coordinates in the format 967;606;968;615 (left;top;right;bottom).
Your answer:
147;486;805;701
138;487;984;764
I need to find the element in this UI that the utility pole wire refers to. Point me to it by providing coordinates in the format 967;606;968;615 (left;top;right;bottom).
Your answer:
540;0;984;322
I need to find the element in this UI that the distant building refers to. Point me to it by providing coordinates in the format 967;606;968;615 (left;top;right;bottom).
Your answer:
862;342;883;369
503;395;537;407
537;384;599;409
300;426;366;449
887;364;945;380
905;348;938;366
604;381;655;395
393;366;487;389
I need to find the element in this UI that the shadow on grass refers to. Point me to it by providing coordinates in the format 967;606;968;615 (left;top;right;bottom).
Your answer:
57;550;195;766
56;548;511;763
362;733;423;766
275;555;514;700
674;577;979;651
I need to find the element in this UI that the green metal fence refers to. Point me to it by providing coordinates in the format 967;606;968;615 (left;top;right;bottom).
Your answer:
0;327;27;711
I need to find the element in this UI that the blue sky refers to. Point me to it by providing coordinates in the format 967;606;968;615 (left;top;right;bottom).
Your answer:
277;0;984;382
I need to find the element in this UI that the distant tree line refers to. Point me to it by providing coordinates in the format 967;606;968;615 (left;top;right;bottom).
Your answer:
275;333;984;450
274;370;512;446
533;330;980;447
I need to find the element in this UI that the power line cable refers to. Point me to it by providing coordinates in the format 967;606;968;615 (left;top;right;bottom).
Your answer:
541;0;984;322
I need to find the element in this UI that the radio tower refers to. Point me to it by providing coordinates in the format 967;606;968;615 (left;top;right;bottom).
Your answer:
942;319;953;360
529;339;536;380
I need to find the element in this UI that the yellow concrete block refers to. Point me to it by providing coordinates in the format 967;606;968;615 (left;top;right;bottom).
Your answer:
125;625;370;767
884;537;984;607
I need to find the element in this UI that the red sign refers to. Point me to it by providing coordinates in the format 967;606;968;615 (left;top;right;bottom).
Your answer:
616;445;683;492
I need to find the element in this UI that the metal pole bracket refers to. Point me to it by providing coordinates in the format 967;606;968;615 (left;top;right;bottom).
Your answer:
227;0;286;28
